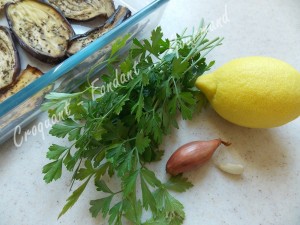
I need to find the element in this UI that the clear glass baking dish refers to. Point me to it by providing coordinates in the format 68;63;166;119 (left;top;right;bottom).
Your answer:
0;0;169;144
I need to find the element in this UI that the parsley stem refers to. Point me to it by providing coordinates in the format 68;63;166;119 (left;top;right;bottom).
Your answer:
182;30;209;63
171;77;179;97
169;35;191;42
183;37;223;74
197;37;221;52
70;158;82;191
113;190;123;195
135;148;141;168
122;137;136;144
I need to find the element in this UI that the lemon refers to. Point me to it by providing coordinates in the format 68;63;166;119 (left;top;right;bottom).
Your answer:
195;56;300;128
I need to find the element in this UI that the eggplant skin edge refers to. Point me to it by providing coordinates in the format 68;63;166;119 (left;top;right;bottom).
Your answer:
47;0;116;22
5;1;75;64
0;65;53;130
0;0;17;10
67;6;132;56
0;65;44;103
0;25;21;94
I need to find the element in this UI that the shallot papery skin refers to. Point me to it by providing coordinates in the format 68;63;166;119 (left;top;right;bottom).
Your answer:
166;139;230;176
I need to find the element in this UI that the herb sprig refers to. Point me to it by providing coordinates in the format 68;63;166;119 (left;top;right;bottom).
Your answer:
42;22;222;224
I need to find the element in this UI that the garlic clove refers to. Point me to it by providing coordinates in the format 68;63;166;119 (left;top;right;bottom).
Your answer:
217;163;244;175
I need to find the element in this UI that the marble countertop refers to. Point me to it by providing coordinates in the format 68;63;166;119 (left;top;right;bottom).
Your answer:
1;0;300;224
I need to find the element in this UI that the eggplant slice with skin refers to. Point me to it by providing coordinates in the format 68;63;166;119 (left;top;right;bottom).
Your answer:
5;0;75;64
0;65;44;102
0;26;20;92
48;0;115;21
0;0;17;10
67;6;131;56
0;65;52;129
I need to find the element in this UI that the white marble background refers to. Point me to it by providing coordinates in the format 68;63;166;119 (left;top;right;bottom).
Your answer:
1;0;300;224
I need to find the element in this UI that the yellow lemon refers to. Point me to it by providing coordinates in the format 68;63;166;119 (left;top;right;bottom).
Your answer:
195;56;300;128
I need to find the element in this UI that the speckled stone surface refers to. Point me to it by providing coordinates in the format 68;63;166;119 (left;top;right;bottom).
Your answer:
1;0;300;224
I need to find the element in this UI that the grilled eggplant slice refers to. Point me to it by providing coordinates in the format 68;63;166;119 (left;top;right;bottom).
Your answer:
0;26;20;92
5;0;75;64
0;65;52;129
0;65;43;102
48;0;115;21
0;0;17;10
67;6;131;56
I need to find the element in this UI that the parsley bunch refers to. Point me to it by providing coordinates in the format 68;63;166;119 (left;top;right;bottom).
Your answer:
42;23;222;224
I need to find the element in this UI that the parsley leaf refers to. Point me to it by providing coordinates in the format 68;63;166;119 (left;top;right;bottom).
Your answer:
140;175;157;212
95;180;113;194
46;144;68;160
58;177;91;218
141;168;162;188
49;119;82;140
90;195;114;218
75;160;95;180
164;175;194;193
123;170;139;196
136;130;151;154
43;159;63;183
